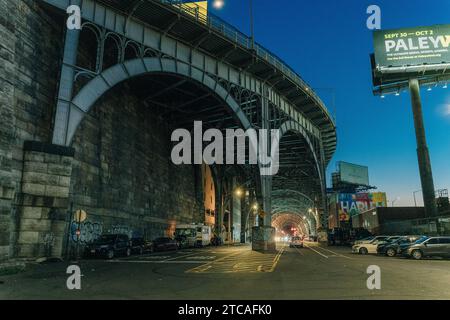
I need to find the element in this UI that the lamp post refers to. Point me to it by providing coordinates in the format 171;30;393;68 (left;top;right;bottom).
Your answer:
212;0;255;49
391;197;400;207
244;203;258;243
413;190;422;207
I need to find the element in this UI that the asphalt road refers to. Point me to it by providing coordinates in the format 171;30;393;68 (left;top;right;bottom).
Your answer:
1;243;449;300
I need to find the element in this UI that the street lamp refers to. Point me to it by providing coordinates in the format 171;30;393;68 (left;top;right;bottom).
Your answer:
212;0;224;10
234;188;243;197
391;197;401;207
212;0;255;49
244;202;259;243
413;190;421;207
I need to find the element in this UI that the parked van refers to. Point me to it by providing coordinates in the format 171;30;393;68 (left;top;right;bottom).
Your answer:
175;224;212;248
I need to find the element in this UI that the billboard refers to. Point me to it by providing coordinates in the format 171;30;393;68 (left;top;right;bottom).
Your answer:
373;24;450;72
339;162;369;186
337;192;387;222
173;1;208;24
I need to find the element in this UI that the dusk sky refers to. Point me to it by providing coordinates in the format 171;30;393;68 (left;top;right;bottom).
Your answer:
210;0;450;206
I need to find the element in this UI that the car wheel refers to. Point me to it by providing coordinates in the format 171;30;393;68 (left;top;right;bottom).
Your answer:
359;247;368;255
107;249;114;260
411;250;423;260
386;248;396;257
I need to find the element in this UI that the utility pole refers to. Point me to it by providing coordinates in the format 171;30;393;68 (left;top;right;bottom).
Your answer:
409;79;438;217
249;0;255;49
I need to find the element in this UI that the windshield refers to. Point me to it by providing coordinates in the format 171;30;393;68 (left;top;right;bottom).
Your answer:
94;235;116;245
175;229;195;237
414;236;429;244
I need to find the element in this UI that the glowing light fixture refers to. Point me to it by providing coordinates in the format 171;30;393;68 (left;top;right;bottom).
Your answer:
212;0;225;9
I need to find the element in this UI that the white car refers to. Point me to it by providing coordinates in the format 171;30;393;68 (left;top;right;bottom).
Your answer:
353;235;392;246
289;236;304;248
352;239;388;255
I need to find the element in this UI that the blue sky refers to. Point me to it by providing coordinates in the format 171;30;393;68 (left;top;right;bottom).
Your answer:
209;0;450;206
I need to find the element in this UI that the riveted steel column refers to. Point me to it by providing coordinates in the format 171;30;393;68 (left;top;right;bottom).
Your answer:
409;78;438;217
252;85;276;252
319;139;328;230
52;0;81;146
261;85;272;227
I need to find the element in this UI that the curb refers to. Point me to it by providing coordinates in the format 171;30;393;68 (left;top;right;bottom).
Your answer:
0;260;27;276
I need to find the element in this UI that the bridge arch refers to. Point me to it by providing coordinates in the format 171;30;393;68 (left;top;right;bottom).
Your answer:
52;57;254;148
277;120;323;185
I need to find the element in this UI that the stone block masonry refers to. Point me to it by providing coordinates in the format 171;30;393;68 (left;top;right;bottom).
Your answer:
68;84;204;252
1;0;214;259
0;0;63;260
16;141;74;258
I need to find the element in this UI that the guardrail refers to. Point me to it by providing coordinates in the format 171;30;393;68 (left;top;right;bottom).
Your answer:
161;0;335;127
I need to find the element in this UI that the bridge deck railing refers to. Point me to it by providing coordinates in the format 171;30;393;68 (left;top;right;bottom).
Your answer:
161;0;334;127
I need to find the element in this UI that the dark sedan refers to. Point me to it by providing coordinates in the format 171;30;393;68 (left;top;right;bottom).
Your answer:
84;234;131;259
377;236;422;257
153;237;179;252
130;237;154;255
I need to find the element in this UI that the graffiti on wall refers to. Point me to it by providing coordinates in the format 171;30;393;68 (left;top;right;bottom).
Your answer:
110;225;132;238
70;221;103;244
70;220;145;244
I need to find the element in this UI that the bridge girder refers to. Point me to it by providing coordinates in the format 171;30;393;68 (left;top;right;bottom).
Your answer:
40;0;335;235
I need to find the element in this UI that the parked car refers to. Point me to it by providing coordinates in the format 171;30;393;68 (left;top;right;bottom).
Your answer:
377;236;422;257
130;237;154;255
404;236;450;260
289;236;304;248
153;237;179;252
352;235;391;246
84;234;131;259
352;237;394;255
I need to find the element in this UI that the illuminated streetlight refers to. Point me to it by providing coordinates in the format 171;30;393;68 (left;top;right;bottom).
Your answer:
212;0;255;49
212;0;224;10
252;203;258;210
235;188;243;197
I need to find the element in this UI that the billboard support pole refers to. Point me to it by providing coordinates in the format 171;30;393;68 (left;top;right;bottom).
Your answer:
408;78;438;218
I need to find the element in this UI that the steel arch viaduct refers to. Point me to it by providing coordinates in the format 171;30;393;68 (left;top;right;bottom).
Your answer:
9;0;337;256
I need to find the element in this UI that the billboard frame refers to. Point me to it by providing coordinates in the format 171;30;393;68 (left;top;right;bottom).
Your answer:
337;161;370;187
371;24;450;96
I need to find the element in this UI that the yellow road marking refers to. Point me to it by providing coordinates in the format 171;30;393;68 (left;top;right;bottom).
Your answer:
267;246;285;272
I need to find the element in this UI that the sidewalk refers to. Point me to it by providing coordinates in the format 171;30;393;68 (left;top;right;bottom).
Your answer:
0;260;27;276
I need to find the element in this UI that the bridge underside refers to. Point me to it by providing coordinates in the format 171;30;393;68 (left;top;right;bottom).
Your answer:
0;0;336;260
